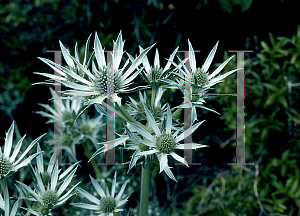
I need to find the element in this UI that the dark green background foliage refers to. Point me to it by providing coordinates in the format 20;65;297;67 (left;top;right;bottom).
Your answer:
1;0;300;215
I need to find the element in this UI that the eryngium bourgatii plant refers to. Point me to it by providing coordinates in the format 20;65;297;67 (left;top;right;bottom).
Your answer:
34;31;238;215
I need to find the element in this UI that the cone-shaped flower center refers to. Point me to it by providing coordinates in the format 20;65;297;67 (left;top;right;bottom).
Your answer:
62;111;73;122
93;66;119;95
62;134;73;146
0;155;12;178
100;196;117;213
194;68;209;87
191;94;200;102
42;190;59;209
81;124;91;135
94;68;108;94
41;172;52;187
146;66;163;83
40;207;50;216
156;134;176;154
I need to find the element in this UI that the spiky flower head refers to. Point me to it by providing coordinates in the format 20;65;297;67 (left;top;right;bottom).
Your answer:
36;88;83;125
34;31;155;113
32;143;81;188
41;190;59;209
41;171;51;187
0;156;12;179
128;47;178;88
165;40;242;118
193;67;209;87
165;39;241;95
17;162;80;216
0;122;45;180
99;196;117;213
92;64;122;95
156;133;176;154
126;87;167;122
36;88;105;164
145;65;164;83
71;172;132;216
127;104;208;182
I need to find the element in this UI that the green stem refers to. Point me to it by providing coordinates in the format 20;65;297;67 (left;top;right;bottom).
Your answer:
81;142;102;180
139;162;151;216
101;101;128;122
25;211;31;216
0;178;7;194
114;103;149;131
172;107;183;119
151;86;157;107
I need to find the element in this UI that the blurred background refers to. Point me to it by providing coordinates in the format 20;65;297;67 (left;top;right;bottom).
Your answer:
1;0;300;215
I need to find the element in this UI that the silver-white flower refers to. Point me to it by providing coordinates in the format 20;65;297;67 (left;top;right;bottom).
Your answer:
0;122;45;179
32;143;81;188
36;88;105;163
127;104;208;182
17;162;80;216
125;87;167;121
36;88;83;125
71;172;132;216
186;40;240;89
35;31;155;110
127;46;178;87
165;40;241;115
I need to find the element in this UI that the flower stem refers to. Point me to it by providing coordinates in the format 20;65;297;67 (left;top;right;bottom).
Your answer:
101;101;128;122
114;103;149;131
139;162;151;216
151;86;157;107
0;178;7;194
81;142;102;180
172;107;183;119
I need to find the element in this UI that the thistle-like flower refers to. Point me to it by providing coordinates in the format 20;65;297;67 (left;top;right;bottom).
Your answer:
125;87;167;121
0;188;20;216
17;162;80;216
34;31;155;112
126;104;208;182
71;172;132;216
36;88;105;163
165;40;241;116
32;143;81;188
187;40;240;89
59;34;93;83
36;88;83;125
127;47;178;88
0;122;45;179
